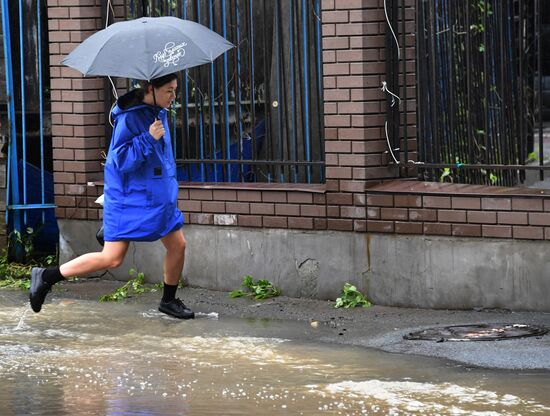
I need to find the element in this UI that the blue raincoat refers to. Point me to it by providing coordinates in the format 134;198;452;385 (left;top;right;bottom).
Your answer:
103;89;183;242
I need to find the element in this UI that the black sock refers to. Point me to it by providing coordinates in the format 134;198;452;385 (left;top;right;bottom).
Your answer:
162;283;178;303
42;267;65;285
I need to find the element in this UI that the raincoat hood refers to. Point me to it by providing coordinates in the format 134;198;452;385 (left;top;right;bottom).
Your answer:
112;89;166;120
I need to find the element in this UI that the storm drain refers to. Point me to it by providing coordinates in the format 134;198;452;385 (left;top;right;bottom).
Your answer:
404;323;548;342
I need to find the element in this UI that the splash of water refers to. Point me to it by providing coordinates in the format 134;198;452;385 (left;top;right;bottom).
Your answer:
13;306;31;331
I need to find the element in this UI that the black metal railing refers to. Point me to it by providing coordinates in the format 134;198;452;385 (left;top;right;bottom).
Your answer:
386;0;549;187
115;0;324;184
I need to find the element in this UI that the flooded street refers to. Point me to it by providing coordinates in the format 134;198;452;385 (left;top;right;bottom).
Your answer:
1;290;549;415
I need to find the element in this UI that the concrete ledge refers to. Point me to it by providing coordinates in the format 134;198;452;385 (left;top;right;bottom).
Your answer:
58;220;550;311
58;220;369;300
366;234;550;311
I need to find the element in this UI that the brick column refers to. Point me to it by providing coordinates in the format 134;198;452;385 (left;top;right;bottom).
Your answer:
322;0;417;233
322;0;398;232
48;0;108;220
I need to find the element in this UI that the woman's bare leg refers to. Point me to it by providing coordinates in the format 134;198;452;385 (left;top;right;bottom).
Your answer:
160;229;186;285
59;241;130;278
157;228;193;319
30;241;130;313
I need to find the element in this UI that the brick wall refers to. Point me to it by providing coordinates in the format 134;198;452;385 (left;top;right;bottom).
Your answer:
49;0;402;232
179;184;327;230
49;1;543;240
366;182;550;240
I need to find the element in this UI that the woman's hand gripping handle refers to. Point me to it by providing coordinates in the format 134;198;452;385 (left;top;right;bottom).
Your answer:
149;120;165;140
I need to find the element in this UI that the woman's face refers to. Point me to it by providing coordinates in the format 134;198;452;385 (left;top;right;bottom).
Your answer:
153;79;177;109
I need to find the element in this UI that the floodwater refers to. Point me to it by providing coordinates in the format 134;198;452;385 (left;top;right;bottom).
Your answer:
0;291;549;416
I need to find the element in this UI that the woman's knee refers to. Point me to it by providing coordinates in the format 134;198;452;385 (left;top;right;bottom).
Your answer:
169;235;186;255
107;255;125;269
171;238;186;256
101;242;128;269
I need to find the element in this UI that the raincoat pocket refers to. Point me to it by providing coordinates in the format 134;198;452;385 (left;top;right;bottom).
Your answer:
146;165;178;208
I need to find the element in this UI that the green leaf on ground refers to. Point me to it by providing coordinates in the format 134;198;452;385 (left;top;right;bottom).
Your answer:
0;249;57;291
229;275;281;300
334;283;371;309
99;269;157;302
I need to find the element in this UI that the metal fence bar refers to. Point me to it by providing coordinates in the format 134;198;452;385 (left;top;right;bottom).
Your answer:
429;0;442;176
181;0;190;179
482;0;490;183
207;0;218;181
195;0;205;181
289;0;297;183
247;0;257;181
10;204;56;210
518;0;525;183
410;162;550;171
198;101;205;181
536;0;543;181
301;0;311;183
1;0;20;232
273;0;283;183
18;0;27;223
465;2;475;183
122;0;324;184
415;0;425;175
265;2;272;185
234;0;244;180
276;0;289;183
180;159;323;166
315;0;324;183
1;0;57;258
401;0;408;175
221;0;231;179
37;0;45;223
413;0;544;185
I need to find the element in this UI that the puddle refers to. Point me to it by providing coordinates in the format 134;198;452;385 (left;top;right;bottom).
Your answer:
0;290;549;415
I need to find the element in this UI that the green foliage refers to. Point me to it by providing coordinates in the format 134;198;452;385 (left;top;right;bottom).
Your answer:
0;274;31;290
169;100;179;117
475;0;493;16
99;269;157;302
9;227;39;261
527;151;539;162
334;283;371;309
230;275;281;300
0;249;57;291
439;168;452;183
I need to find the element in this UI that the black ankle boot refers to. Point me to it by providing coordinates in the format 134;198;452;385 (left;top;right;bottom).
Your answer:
29;268;52;313
159;298;195;319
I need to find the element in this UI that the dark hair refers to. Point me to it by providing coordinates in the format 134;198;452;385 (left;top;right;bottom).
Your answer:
138;72;178;91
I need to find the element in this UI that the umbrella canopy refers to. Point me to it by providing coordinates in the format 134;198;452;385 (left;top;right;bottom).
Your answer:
61;16;234;80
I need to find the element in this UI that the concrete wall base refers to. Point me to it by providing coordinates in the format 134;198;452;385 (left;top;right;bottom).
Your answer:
58;220;550;311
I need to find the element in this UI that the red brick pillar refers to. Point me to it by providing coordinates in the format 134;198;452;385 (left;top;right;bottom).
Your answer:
322;0;398;232
48;0;107;220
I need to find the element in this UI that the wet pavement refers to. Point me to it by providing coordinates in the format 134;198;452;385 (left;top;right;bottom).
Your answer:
18;279;550;370
50;279;550;370
0;282;549;415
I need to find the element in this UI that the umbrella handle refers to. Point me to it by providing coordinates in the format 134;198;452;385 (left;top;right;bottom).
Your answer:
152;87;159;120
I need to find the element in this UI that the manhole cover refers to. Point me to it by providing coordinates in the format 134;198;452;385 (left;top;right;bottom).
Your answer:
403;323;548;342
